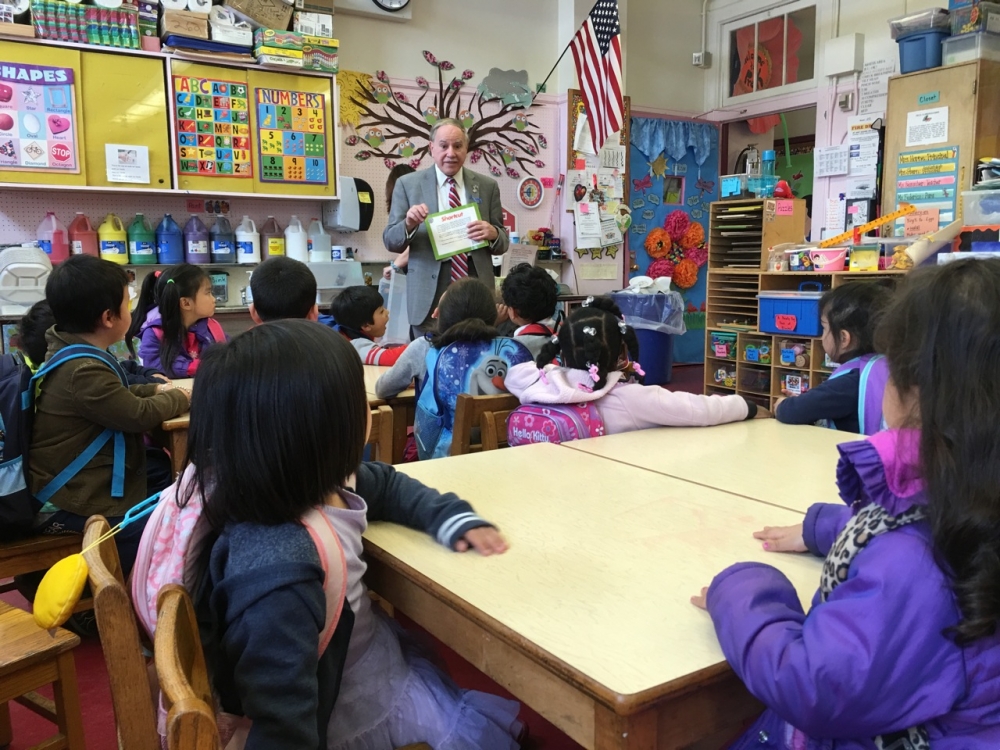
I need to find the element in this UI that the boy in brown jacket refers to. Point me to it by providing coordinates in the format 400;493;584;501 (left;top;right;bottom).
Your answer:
29;256;191;576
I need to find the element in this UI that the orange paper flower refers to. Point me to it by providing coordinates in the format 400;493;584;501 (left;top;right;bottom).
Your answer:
644;228;672;259
680;222;705;250
673;258;699;289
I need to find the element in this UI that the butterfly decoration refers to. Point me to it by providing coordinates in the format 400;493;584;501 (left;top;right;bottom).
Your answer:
632;175;652;193
695;178;715;196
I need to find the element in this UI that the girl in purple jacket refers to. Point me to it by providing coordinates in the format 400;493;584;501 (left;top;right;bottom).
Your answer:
694;259;1000;749
127;263;226;378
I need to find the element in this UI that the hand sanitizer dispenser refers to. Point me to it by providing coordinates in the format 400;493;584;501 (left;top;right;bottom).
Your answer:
323;177;375;233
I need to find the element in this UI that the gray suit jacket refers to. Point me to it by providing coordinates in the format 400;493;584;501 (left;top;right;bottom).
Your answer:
383;166;509;326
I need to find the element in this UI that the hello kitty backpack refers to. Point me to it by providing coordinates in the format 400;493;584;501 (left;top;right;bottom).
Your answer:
507;402;606;446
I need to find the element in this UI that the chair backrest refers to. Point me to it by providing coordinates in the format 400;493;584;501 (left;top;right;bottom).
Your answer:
368;405;394;463
156;584;221;750
451;394;520;456
480;409;514;452
82;515;160;750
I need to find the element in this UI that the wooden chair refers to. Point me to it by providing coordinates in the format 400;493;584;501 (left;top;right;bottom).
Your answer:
450;394;519;456
155;585;433;750
480;409;514;452
0;599;85;750
82;516;159;750
0;534;93;612
368;405;395;463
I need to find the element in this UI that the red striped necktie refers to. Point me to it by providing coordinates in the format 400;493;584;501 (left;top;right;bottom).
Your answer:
448;177;469;281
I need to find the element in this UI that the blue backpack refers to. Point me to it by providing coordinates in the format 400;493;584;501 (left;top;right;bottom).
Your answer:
825;354;889;436
414;337;532;460
0;344;129;541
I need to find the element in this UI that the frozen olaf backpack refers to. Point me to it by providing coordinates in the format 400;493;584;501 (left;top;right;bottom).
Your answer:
507;403;606;446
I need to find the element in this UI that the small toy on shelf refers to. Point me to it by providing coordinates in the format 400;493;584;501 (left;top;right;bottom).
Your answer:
713;366;736;388
743;341;771;364
778;340;810;368
782;372;810;396
824;351;837;369
710;331;737;360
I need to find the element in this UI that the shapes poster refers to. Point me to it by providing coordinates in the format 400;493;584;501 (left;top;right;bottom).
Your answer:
0;62;79;173
255;87;328;184
173;75;252;178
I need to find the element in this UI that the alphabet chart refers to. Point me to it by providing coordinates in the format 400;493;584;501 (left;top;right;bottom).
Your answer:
172;75;252;178
0;61;79;173
255;87;328;184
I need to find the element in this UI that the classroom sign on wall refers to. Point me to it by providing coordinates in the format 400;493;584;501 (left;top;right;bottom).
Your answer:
0;61;79;173
255;87;328;184
894;145;959;235
172;75;252;178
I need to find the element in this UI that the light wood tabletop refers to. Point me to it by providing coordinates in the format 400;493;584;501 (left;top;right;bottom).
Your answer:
561;420;857;514
363;364;415;402
363;442;823;749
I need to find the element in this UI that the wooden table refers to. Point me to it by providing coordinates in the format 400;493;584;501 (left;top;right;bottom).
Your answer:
161;379;194;477
363;443;823;749
363;365;416;464
562;420;856;514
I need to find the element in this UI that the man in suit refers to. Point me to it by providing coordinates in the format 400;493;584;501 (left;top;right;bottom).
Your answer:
383;118;509;337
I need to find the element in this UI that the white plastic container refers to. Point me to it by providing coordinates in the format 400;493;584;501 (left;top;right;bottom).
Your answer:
307;218;332;263
943;32;1000;66
235;215;261;264
285;215;308;262
963;190;1000;226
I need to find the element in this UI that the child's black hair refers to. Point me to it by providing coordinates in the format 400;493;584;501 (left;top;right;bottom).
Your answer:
820;281;893;364
183;319;367;529
45;255;129;335
432;278;498;349
385;163;416;212
500;263;558;324
249;256;317;321
19;300;55;366
126;263;210;377
329;285;384;334
876;259;1000;645
534;296;641;389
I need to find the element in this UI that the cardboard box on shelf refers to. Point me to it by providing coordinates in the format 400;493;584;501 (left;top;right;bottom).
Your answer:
225;0;292;30
293;0;333;14
256;52;303;67
303;45;337;71
292;10;332;36
253;44;301;59
301;33;336;47
252;26;303;49
160;9;209;39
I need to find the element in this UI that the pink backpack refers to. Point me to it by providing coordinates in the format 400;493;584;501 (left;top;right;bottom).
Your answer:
507;403;606;446
131;465;347;749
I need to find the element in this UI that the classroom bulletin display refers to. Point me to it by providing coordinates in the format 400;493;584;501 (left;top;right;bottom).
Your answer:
172;75;252;179
255;87;328;185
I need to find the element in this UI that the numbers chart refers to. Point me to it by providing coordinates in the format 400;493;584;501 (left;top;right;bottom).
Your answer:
255;87;328;184
172;75;252;178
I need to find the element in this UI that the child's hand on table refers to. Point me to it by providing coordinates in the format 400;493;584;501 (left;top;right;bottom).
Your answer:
753;523;806;553
754;406;773;419
454;527;508;556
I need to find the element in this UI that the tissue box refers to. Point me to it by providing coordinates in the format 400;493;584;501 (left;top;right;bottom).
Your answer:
211;19;251;44
225;0;292;30
160;9;208;39
292;11;331;36
253;26;302;49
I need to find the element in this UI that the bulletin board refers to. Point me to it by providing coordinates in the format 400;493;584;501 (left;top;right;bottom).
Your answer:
249;69;335;197
0;41;87;186
80;52;171;189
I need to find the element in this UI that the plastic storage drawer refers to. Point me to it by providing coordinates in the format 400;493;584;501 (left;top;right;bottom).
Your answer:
951;1;1000;34
758;284;824;337
943;31;1000;64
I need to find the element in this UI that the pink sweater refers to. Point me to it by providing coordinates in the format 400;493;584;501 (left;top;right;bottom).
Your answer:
504;362;750;435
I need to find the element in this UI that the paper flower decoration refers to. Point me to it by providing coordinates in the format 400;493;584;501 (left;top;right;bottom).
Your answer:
663;210;691;243
673;258;699;289
685;244;708;268
647;258;675;280
644;227;672;259
680;222;705;250
462;69;475;80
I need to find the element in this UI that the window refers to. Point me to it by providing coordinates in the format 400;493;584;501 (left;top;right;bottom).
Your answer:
725;3;816;102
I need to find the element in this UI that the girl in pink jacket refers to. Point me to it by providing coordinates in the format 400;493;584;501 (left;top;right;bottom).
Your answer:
505;297;765;435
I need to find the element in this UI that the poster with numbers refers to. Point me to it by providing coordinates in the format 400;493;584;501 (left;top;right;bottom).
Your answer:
0;62;79;173
172;75;252;178
255;87;328;184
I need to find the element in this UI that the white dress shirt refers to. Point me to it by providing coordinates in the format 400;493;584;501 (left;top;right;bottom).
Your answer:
435;165;467;209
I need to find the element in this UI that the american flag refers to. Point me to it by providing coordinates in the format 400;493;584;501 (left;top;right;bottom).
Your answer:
570;0;623;153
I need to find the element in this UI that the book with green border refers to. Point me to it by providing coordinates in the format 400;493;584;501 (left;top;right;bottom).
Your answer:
425;203;489;261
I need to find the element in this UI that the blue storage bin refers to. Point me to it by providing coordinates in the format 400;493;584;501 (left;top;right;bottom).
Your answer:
635;328;673;385
758;283;824;337
898;29;948;73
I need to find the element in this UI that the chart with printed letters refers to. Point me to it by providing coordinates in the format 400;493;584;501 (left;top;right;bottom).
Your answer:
172;75;252;178
254;87;328;184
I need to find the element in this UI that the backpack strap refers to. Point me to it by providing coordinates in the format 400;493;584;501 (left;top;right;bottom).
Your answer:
25;344;130;501
205;318;226;345
300;507;347;655
858;355;888;436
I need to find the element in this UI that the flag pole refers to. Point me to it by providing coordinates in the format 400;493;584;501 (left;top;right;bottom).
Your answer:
533;35;577;99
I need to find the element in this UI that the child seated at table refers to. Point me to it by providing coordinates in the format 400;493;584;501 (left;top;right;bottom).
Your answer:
775;281;892;434
127;263;227;378
174;319;521;749
500;263;559;359
375;278;532;458
325;285;408;366
694;259;1000;749
29;256;190;577
505;296;764;438
248;256;320;323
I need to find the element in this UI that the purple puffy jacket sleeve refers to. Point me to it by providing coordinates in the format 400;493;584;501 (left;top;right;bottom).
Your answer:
802;502;853;557
706;530;965;739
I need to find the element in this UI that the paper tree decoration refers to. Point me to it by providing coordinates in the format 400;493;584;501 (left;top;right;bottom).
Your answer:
342;51;547;178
